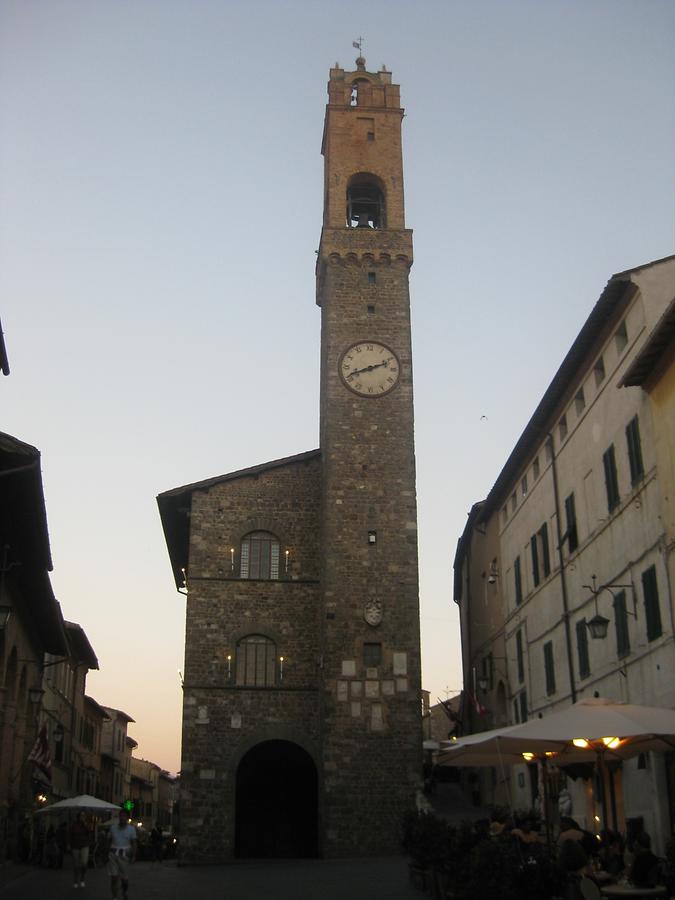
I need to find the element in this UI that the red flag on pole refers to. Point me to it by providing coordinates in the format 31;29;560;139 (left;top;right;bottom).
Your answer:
468;689;489;717
27;723;52;782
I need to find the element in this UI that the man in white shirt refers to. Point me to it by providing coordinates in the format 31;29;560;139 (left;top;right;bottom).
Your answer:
107;809;137;900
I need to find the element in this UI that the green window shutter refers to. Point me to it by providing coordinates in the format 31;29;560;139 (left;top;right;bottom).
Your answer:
530;534;540;587
519;690;528;723
539;523;551;578
543;641;556;695
642;566;662;642
516;630;524;683
613;590;630;658
603;444;620;512
564;493;578;553
576;619;590;678
514;556;523;605
626;416;644;486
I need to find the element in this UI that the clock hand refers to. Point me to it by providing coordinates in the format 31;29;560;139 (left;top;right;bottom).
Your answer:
346;359;391;379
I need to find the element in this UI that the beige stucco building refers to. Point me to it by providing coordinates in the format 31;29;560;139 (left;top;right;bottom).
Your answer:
41;622;101;801
621;293;675;675
455;255;675;849
100;706;136;807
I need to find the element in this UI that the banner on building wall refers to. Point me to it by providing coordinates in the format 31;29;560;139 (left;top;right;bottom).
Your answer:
27;723;52;783
467;689;489;717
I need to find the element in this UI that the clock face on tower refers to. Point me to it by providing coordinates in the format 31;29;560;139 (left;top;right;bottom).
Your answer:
339;341;400;397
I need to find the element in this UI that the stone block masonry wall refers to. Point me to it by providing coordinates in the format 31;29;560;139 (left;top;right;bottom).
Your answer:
188;455;322;583
180;688;320;861
317;253;422;856
169;60;423;864
179;456;323;861
184;579;321;688
316;62;421;851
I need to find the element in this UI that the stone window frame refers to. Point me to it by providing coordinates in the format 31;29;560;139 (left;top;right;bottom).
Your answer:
231;518;291;581
240;532;280;580
363;642;382;669
235;634;277;688
230;624;284;690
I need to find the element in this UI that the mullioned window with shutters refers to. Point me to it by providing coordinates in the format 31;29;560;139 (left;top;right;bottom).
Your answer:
236;635;277;687
240;531;280;580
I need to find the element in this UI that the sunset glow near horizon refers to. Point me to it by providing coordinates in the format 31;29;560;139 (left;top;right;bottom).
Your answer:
2;1;674;774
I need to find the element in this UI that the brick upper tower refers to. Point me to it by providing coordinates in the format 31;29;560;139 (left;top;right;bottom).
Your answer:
158;57;421;864
317;57;421;856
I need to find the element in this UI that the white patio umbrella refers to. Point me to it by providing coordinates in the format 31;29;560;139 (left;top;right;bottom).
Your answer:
35;794;122;815
440;697;675;763
438;697;675;832
505;696;675;758
438;720;570;766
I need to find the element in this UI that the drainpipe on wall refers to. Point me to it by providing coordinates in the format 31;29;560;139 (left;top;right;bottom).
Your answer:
548;434;577;704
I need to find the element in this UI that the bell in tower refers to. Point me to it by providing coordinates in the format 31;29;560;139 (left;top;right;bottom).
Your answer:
346;176;385;228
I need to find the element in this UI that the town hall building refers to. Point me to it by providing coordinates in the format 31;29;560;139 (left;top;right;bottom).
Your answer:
158;57;423;861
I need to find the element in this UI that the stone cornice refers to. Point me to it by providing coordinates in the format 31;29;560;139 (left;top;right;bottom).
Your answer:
318;227;413;264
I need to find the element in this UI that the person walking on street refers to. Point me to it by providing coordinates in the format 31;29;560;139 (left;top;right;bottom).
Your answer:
69;811;91;888
108;809;137;900
150;823;163;864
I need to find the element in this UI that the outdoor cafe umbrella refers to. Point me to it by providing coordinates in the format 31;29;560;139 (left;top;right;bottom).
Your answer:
438;697;675;832
437;720;571;766
507;697;675;757
35;794;122;815
440;697;675;761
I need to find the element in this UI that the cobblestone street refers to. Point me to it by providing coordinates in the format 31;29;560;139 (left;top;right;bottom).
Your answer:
0;857;421;900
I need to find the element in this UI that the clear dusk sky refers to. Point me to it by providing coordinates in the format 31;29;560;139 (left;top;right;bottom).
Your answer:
2;1;674;774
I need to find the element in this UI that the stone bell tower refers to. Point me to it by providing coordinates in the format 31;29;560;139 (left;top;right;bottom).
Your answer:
317;56;422;856
158;57;421;864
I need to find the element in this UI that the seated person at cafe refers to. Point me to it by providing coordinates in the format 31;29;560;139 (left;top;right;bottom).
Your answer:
560;839;601;900
511;816;542;846
629;831;661;888
598;829;624;877
489;813;509;838
558;817;597;858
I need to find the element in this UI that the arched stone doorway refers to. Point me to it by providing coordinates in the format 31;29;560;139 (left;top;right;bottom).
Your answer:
235;739;318;859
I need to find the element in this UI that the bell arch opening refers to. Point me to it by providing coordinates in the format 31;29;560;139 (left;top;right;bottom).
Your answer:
234;739;318;858
350;77;370;106
346;173;385;229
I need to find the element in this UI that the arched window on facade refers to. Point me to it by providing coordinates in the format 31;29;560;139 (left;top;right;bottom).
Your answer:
240;531;280;580
236;635;277;687
346;176;385;229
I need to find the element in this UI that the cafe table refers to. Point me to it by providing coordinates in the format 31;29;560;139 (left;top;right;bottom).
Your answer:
600;884;667;899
